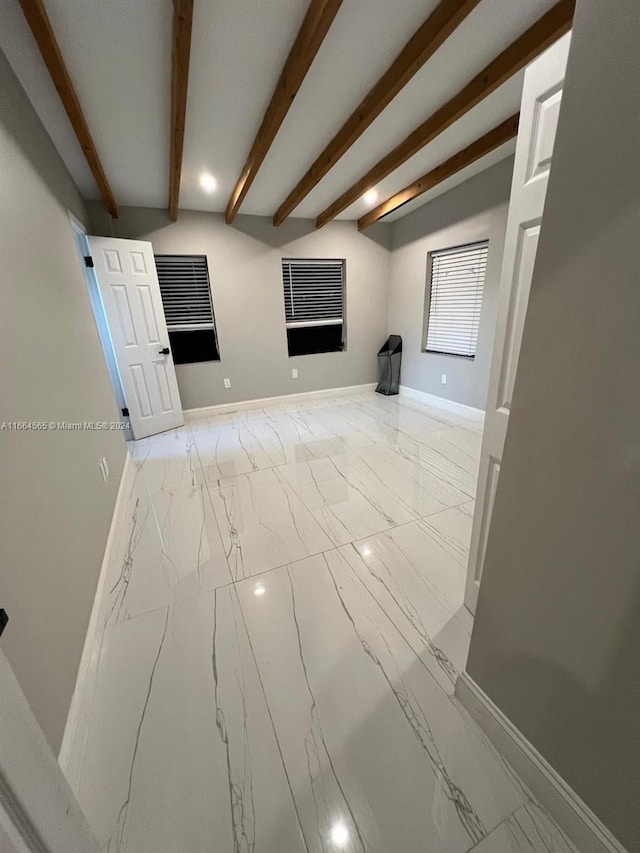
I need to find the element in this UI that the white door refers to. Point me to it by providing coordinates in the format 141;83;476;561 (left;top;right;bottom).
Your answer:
87;237;184;440
465;34;571;613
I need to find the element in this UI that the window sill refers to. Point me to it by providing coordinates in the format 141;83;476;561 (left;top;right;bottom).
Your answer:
288;348;345;358
174;357;221;365
423;349;476;361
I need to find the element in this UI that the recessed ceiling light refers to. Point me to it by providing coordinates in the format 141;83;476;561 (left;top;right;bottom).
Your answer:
363;189;378;206
254;583;266;597
199;172;218;193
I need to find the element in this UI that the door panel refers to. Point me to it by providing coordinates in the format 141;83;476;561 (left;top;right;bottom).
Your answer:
130;250;148;274
88;237;184;439
497;224;540;411
527;88;563;181
138;285;161;343
465;34;571;613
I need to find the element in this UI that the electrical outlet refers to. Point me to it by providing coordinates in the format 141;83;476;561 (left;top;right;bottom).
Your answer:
291;368;298;379
98;458;109;483
101;456;109;479
224;378;231;389
441;374;447;385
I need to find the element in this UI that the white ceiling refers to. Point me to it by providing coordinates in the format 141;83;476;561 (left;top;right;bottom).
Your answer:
0;0;560;223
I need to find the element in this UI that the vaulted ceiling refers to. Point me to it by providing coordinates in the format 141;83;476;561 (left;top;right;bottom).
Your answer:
0;0;572;226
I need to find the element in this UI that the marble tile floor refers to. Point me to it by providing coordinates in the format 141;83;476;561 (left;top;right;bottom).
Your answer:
76;390;577;853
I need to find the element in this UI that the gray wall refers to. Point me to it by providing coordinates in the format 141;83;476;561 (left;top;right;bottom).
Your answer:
0;50;126;753
388;157;513;410
466;1;640;848
88;205;391;410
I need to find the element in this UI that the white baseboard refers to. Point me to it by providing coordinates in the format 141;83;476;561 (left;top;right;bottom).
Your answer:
184;382;377;420
399;385;485;422
455;673;626;853
58;450;135;794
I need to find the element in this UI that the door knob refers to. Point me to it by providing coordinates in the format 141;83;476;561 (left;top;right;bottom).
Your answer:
158;347;170;355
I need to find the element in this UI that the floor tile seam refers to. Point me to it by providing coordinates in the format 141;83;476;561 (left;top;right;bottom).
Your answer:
192;445;352;484
270;461;416;548
417;508;474;565
132;472;237;589
194;458;345;593
461;793;561;853
450;693;536;811
224;545;345;592
418;500;471;524
121;475;239;595
460;808;515;853
100;598;175;634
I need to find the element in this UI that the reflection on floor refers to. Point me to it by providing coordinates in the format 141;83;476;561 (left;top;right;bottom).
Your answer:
75;390;577;853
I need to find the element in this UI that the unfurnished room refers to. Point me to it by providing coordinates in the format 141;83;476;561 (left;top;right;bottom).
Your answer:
0;1;638;851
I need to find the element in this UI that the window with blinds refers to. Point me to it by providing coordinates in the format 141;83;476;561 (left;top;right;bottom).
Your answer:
282;259;345;356
424;241;488;358
154;255;219;363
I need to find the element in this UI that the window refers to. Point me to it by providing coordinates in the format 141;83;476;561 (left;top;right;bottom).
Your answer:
282;258;345;356
424;241;488;358
154;255;219;364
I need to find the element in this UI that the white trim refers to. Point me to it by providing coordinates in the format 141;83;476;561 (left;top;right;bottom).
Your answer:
67;210;88;236
0;651;99;852
399;384;485;421
58;450;134;794
455;673;627;853
183;383;377;420
286;319;343;328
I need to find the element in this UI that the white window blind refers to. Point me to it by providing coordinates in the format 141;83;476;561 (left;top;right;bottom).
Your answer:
154;255;215;331
282;259;344;328
425;241;488;358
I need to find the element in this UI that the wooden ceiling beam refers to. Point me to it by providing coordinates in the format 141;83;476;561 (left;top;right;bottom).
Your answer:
358;113;519;230
318;0;574;227
169;0;194;221
18;0;118;218
272;0;482;226
225;0;343;224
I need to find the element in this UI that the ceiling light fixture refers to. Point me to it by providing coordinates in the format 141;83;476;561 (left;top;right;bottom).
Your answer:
199;172;218;193
363;189;378;206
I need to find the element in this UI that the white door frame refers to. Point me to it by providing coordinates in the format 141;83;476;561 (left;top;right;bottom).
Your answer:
0;649;99;852
69;215;133;442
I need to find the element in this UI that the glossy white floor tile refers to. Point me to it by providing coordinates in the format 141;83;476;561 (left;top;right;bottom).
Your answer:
278;453;415;546
345;442;470;518
75;391;572;852
105;484;231;627
236;551;524;853
340;522;473;696
209;467;333;580
129;427;203;493
79;590;305;853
